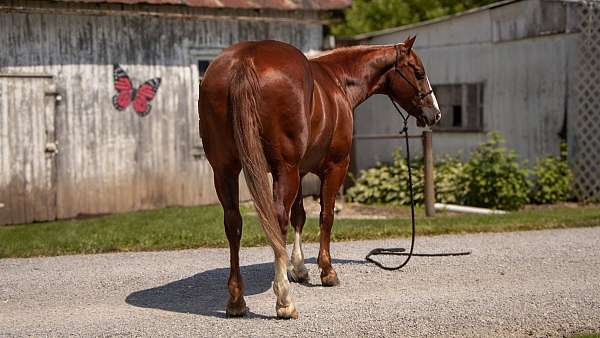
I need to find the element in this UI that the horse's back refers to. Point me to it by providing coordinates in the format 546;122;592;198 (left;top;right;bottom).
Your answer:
199;40;313;168
202;40;310;94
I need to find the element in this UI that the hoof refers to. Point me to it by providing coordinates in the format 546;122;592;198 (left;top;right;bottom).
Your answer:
321;270;340;287
288;267;310;284
276;302;299;319
226;298;247;317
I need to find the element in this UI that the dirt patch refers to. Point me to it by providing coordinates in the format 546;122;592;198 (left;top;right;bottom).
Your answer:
301;197;412;219
243;198;411;219
244;199;598;220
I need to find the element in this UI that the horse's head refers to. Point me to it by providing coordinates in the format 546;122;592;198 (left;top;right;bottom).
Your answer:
387;36;442;127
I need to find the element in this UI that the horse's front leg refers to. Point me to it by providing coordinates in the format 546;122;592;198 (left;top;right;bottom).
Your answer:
288;183;310;283
318;159;349;286
272;166;301;318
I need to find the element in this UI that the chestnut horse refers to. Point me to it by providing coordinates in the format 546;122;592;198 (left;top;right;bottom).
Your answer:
198;36;441;319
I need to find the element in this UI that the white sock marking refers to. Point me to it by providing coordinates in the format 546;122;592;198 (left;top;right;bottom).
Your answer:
273;255;296;316
291;231;306;274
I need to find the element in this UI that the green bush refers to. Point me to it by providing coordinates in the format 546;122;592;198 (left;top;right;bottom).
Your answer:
346;150;465;206
456;132;530;210
529;143;573;204
435;156;464;204
346;132;573;210
346;149;423;205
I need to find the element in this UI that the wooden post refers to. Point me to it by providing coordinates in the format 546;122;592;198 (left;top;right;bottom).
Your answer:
422;130;435;217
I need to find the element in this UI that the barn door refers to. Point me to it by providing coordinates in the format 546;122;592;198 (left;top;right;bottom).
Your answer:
0;75;58;225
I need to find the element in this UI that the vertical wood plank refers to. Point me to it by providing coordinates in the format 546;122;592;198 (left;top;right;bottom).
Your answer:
0;79;10;224
8;78;26;224
44;79;58;221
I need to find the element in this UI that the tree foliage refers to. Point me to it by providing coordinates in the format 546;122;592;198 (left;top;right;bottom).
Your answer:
331;0;498;36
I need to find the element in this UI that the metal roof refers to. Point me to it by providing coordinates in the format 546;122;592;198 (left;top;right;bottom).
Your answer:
51;0;352;10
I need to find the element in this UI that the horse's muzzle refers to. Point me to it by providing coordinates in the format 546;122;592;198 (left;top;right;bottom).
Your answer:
417;107;442;127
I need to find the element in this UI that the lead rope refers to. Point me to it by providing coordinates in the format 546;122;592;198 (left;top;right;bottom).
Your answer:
365;97;471;271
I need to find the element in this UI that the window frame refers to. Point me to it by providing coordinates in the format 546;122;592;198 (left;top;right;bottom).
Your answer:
188;46;223;160
189;47;222;104
431;82;485;133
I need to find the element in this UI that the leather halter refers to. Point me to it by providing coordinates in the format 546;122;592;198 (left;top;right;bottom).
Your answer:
393;45;433;101
386;45;434;129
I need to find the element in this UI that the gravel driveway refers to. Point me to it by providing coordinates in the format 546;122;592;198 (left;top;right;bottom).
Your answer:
1;227;599;337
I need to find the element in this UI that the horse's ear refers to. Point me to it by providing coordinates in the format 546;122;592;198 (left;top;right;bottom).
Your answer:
402;35;416;53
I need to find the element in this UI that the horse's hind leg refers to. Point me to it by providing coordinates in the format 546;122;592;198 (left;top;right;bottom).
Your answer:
318;159;349;287
214;167;247;317
288;183;309;283
272;166;301;318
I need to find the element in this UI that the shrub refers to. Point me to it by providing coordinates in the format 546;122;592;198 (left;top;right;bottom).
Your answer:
347;132;570;210
346;150;465;206
346;149;423;205
456;132;530;210
529;143;573;204
435;156;464;204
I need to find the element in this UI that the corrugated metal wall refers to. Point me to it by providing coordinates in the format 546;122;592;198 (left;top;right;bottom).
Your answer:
353;0;575;172
0;6;323;225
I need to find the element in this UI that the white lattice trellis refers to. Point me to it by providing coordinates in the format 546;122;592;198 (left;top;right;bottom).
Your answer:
572;1;600;201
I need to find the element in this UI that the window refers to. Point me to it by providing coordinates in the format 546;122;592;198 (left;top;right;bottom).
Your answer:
188;46;222;96
198;60;210;82
189;47;222;161
432;83;484;131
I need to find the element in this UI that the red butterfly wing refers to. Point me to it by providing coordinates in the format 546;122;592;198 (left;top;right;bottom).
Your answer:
112;64;133;110
113;91;132;111
132;78;161;117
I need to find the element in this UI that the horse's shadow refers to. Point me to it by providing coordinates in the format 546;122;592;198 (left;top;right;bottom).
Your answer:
125;257;365;318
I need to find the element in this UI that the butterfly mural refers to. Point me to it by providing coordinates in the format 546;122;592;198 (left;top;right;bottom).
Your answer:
112;64;161;117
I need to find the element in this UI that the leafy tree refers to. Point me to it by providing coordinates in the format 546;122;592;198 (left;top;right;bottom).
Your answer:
331;0;498;36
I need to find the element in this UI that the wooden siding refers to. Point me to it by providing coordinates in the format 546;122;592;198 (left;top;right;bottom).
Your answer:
0;9;322;225
0;75;57;224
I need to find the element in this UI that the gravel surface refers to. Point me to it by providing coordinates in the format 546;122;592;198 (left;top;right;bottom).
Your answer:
1;227;599;337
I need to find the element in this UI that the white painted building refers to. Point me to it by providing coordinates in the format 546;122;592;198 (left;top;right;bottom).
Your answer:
344;0;599;201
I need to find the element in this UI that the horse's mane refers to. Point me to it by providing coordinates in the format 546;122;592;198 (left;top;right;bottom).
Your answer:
309;44;395;62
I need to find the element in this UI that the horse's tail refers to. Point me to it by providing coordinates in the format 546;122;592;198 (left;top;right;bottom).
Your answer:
229;58;285;256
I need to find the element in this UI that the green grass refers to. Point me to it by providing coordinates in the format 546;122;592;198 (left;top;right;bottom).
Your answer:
1;204;599;258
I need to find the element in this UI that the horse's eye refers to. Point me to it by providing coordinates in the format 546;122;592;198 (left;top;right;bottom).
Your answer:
415;71;425;80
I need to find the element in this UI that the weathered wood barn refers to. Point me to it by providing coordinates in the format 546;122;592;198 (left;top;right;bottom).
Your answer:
347;0;600;201
0;0;350;225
